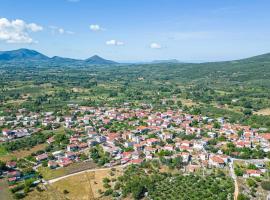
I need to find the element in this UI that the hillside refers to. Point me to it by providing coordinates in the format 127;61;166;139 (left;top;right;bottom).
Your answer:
85;55;118;65
0;48;49;61
0;48;117;65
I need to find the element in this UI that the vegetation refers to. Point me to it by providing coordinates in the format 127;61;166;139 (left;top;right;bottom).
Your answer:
113;163;234;200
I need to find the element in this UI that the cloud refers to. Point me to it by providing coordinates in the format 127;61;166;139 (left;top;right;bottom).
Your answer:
89;24;104;31
150;42;162;49
0;18;43;44
49;26;74;35
106;39;124;46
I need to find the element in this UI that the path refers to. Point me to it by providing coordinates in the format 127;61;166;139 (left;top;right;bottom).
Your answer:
47;164;128;184
229;160;238;200
0;179;13;200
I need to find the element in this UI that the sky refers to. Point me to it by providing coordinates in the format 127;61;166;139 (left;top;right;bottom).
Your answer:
0;0;270;62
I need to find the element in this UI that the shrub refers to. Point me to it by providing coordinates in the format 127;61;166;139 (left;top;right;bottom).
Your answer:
104;189;113;196
63;189;69;194
261;181;270;191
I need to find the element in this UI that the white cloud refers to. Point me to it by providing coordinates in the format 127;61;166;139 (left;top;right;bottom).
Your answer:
27;23;43;32
0;18;43;43
150;42;162;49
49;26;74;35
89;24;104;31
106;39;124;46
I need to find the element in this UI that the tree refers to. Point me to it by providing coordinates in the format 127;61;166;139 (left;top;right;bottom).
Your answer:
213;122;221;129
237;193;250;200
261;181;270;191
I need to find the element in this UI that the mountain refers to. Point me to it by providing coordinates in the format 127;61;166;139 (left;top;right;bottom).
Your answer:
85;55;117;65
0;48;49;61
238;53;270;63
151;59;181;64
0;49;118;65
50;56;81;63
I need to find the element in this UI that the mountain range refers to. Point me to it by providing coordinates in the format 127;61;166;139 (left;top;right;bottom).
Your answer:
1;48;270;65
0;48;118;65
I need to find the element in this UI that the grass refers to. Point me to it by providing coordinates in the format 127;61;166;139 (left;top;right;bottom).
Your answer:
0;143;47;162
0;146;8;156
27;167;124;200
90;167;123;198
38;161;97;180
51;171;95;200
255;108;270;116
0;179;13;200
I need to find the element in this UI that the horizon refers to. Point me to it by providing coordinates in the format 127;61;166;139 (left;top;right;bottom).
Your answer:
1;0;270;62
1;47;269;63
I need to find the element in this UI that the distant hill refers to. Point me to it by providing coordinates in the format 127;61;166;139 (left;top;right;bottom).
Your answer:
151;59;181;64
50;56;81;63
85;55;117;65
239;53;270;63
0;48;117;65
0;48;49;61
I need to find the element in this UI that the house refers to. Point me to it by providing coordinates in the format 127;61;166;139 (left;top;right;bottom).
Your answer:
144;147;156;154
79;142;88;149
106;133;119;145
96;136;106;143
67;144;78;152
121;158;130;165
209;156;225;168
181;140;192;147
130;159;143;164
199;153;208;161
36;153;48;162
145;153;153;159
122;151;132;159
88;131;98;139
193;141;205;150
2;129;10;136
65;152;76;160
134;143;144;151
124;141;135;148
180;152;190;163
58;158;72;167
6;161;17;169
146;138;159;146
187;164;200;173
47;137;55;144
7;170;21;178
52;150;64;158
48;160;58;169
163;144;174;151
244;169;262;178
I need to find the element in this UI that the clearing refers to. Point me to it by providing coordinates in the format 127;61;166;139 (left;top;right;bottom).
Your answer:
26;166;123;200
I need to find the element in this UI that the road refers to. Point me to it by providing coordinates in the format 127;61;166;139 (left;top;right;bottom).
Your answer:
229;160;238;200
46;164;128;184
229;158;269;200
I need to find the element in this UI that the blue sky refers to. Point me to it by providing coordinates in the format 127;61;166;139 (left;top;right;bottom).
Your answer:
0;0;270;62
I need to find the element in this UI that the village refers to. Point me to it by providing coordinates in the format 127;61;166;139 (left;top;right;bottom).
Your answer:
0;103;270;199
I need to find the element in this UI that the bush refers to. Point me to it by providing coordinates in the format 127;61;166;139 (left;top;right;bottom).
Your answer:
237;193;250;200
246;178;257;188
63;189;69;194
104;189;113;196
13;192;26;199
261;181;270;191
